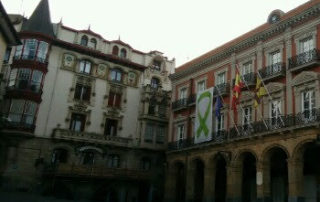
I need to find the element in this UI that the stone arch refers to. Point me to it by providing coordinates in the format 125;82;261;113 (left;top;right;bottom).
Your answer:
292;138;317;160
170;159;185;170
189;156;206;168
260;144;290;162
210;151;231;167
233;149;258;164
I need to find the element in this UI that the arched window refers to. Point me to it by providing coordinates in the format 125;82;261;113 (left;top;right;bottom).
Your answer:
141;157;151;170
112;46;119;56
108;154;120;168
110;68;122;82
82;150;95;165
151;77;160;89
80;35;88;46
89;38;97;49
79;60;92;74
120;48;127;58
51;148;68;165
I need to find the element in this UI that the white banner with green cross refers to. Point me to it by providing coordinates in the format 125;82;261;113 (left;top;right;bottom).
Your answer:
195;87;213;144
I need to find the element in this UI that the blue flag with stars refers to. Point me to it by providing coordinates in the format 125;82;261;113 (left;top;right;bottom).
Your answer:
215;96;223;118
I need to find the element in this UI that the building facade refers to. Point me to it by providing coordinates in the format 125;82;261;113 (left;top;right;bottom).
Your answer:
0;0;175;201
166;1;320;202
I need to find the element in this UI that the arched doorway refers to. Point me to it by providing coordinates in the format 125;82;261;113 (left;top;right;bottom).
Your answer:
192;159;204;202
303;142;320;202
241;152;257;202
174;162;185;202
214;155;226;202
268;147;288;202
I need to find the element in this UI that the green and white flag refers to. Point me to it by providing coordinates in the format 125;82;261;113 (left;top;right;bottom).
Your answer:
195;87;213;144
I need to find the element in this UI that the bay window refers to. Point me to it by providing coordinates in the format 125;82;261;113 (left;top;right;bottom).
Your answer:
8;68;43;93
14;39;48;63
8;99;38;125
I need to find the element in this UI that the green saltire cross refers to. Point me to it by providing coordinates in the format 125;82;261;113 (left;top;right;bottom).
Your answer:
196;91;212;137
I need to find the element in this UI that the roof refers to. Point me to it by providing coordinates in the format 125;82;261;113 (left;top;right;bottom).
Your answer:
175;0;319;73
0;2;21;46
21;0;54;37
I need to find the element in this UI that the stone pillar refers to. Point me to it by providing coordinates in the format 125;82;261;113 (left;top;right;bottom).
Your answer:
285;28;293;114
185;164;195;202
288;158;305;202
163;165;177;202
256;161;271;202
226;164;242;202
203;163;216;202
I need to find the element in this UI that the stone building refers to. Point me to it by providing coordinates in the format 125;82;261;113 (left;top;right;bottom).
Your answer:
166;0;320;202
0;0;175;201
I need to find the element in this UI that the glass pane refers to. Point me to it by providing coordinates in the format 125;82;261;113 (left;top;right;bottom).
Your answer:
8;69;18;87
36;41;48;62
23;39;37;59
31;70;43;92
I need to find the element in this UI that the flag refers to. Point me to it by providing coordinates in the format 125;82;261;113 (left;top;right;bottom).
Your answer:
215;96;223;118
232;69;243;111
254;76;267;108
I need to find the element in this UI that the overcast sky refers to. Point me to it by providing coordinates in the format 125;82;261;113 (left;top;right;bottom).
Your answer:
2;0;310;67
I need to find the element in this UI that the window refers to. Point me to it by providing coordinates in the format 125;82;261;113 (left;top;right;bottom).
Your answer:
30;70;43;93
36;41;48;62
141;158;151;170
108;154;120;168
4;47;11;63
120;48;127;58
104;118;118;136
179;88;187;100
88;38;97;49
23;39;37;60
242;106;252;129
82;151;95;165
156;126;165;144
108;91;121;108
14;41;23;58
151;77;160;89
145;123;154;142
158;99;167;117
301;90;315;120
269;51;281;65
13;39;48;63
69;113;86;132
270;100;281;127
110;69;122;82
112;46;119;55
8;68;18;87
80;35;88;46
79;60;91;74
242;62;252;75
152;60;161;71
16;68;31;89
197;80;206;92
217;72;226;85
299;37;314;54
8;99;38;125
148;97;156;115
51;149;68;165
74;83;91;102
177;124;185;141
216;114;224;133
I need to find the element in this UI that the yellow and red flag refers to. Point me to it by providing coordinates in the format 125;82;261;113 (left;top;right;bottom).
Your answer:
254;76;267;108
232;69;243;123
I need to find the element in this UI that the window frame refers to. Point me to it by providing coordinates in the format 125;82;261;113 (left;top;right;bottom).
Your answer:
69;113;86;132
79;60;92;74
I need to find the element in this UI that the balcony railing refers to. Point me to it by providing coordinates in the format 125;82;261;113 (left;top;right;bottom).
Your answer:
188;94;196;105
52;128;133;145
232;72;256;88
259;62;286;81
13;54;48;64
213;83;230;97
288;49;320;72
172;98;188;110
168;109;320;151
46;163;152;180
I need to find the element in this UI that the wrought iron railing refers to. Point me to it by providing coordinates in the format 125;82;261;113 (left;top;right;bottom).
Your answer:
288;49;320;70
213;83;230;96
233;72;256;87
187;94;196;105
259;62;286;80
168;109;320;151
172;98;188;110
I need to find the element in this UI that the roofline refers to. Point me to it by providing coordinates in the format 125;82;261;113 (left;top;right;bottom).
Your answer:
0;2;21;45
173;0;320;79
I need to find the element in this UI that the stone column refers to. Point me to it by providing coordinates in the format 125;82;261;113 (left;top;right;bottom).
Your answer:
203;163;216;202
185;164;195;202
287;158;304;202
226;164;242;202
256;161;271;202
163;165;177;202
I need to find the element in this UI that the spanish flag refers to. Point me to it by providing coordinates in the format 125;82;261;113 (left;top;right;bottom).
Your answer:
232;68;243;111
254;77;267;108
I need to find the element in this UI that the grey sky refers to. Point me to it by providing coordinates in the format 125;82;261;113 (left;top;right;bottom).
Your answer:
2;0;309;67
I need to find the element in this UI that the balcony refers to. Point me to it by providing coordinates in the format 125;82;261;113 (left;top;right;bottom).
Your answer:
52;128;133;146
233;72;256;88
168;109;320;151
288;49;320;72
259;62;286;82
172;98;188;111
187;94;196;105
45;163;152;180
213;83;230;97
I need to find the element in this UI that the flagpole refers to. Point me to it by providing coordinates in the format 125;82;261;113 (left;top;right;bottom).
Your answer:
256;70;285;126
235;64;269;130
214;83;241;137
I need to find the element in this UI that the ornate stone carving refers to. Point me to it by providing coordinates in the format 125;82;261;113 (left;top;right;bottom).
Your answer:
292;71;319;87
266;82;284;94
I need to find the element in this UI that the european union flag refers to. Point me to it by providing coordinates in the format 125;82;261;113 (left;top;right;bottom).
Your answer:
215;96;223;118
